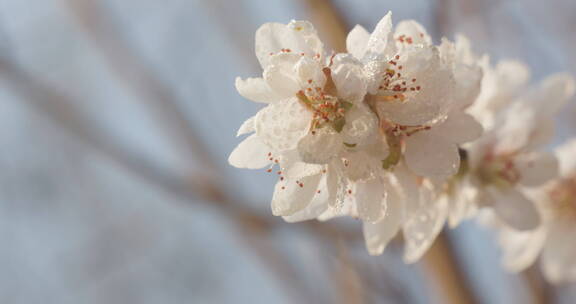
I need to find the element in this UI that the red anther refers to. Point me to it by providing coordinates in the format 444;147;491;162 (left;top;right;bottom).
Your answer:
412;78;416;82
267;169;272;173
317;190;321;194
299;183;304;188
281;186;285;190
395;55;400;60
277;171;282;175
416;86;421;90
347;190;352;194
280;177;284;181
268;152;272;156
307;79;313;84
300;52;305;56
398;65;403;70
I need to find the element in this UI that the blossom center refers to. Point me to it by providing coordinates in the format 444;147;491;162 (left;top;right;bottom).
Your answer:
477;153;520;188
373;55;422;103
548;176;576;221
296;67;353;133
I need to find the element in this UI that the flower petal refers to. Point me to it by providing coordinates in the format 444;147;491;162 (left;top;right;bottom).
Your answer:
346;25;370;59
297;129;342;164
374;47;455;126
363;12;396;61
235;77;282;103
331;54;367;103
236;116;255;137
263;53;301;98
228;134;272;169
498;226;546;273
352;177;387;223
556;138;576;177
432;112;483;144
404;130;460;180
362;178;402;255
255;21;323;69
255;97;311;151
271;172;322;216
394;20;431;46
282;173;333;222
403;183;448;263
541;222;576;284
489;187;540;231
515;152;559;187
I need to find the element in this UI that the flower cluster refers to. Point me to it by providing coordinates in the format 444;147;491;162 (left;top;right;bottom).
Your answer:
229;12;576;277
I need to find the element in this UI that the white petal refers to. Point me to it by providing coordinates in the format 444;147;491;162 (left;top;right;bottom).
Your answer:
297;130;342;164
498;226;546;273
295;56;326;88
527;73;576;118
404;131;460;180
374;47;455;126
235;77;281;103
432;112;483;144
489;187;541;231
362;178;402;255
403;184;449;263
271;172;322;216
331;54;367;103
515;152;559;187
228;134;272;169
363;12;396;61
263;53;301;98
447;177;479;228
255;21;323;69
556;138;576;177
394;20;431;46
236;116;255;137
341;103;378;146
283;173;332;222
255;97;311;151
541;222;576;284
346;25;370;59
352;178;387;223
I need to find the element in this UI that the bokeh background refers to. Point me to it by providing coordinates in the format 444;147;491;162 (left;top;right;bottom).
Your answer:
0;0;574;303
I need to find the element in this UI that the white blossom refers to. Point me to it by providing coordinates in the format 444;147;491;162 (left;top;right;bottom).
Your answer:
496;138;576;283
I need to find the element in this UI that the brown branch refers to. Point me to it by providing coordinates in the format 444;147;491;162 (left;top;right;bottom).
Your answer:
421;232;478;304
300;0;349;53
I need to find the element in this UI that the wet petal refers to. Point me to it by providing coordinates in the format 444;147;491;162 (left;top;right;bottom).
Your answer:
394;20;431;46
263;53;301;98
352;177;387;223
283;172;333;222
228;134;272;169
272;172;322;216
236;116;255;137
432;112;483;144
331;54;367;103
404;131;460;180
363;12;396;61
235;77;282;103
297;129;342;164
346;25;370;59
362;179;402;255
403;184;448;263
255;97;311;151
255;21;323;69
